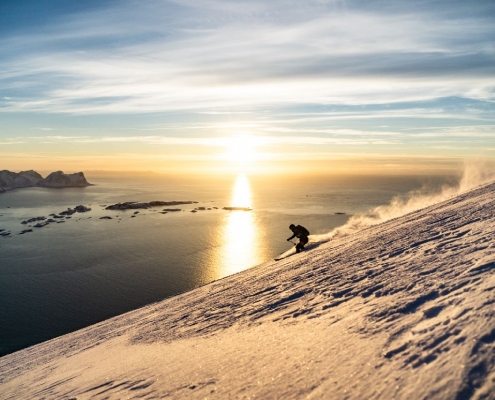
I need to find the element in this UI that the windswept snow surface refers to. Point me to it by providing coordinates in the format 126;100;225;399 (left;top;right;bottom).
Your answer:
1;181;495;399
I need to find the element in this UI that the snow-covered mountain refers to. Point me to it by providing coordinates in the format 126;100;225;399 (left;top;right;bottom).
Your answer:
0;170;91;192
1;180;494;399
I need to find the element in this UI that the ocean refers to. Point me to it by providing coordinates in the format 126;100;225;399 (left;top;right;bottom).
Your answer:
0;173;456;355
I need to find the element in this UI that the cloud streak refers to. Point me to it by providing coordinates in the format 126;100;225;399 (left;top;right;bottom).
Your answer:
4;134;397;147
0;0;494;171
1;0;494;114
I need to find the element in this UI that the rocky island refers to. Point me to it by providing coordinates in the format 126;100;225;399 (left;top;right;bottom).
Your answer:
0;170;91;193
105;201;198;210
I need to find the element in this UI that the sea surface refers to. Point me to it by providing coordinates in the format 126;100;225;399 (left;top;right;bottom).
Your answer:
0;173;456;355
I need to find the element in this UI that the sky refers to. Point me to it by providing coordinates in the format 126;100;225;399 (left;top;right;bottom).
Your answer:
1;0;494;175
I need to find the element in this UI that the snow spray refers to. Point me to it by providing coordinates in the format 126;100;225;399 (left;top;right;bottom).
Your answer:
309;161;495;245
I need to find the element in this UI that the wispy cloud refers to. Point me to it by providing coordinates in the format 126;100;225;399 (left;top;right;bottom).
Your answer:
1;0;494;114
0;0;494;170
8;134;399;147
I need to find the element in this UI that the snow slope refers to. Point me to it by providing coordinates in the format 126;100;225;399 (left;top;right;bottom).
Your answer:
1;181;494;399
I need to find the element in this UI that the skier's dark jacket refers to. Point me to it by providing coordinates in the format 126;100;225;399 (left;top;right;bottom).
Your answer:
288;225;310;241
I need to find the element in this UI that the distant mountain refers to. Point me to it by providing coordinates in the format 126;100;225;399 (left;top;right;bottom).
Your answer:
37;171;91;188
0;170;43;192
0;170;91;192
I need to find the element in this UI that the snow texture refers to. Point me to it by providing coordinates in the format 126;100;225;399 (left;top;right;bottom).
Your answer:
1;181;494;399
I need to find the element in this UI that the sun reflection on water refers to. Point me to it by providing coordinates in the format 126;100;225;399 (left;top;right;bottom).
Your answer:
215;174;263;278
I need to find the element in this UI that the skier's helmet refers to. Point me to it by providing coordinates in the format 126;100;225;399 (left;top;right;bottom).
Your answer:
289;224;295;230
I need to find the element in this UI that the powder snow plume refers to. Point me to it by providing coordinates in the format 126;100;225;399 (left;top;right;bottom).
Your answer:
310;161;494;245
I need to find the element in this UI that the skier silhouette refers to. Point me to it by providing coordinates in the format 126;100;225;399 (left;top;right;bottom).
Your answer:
287;224;310;253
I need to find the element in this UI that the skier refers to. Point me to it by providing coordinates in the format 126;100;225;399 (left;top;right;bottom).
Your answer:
287;224;310;253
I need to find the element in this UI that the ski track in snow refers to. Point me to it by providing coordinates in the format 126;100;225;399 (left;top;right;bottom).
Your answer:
1;181;494;399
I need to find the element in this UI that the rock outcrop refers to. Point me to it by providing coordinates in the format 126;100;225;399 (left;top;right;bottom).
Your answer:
105;201;197;210
37;171;90;188
0;170;91;192
0;170;43;192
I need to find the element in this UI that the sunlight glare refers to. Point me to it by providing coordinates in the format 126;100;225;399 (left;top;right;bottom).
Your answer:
231;174;252;208
226;134;256;165
214;174;263;277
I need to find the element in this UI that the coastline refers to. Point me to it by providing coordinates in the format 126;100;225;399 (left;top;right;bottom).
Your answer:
0;184;95;194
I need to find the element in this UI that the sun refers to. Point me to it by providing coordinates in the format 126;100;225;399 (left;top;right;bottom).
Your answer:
226;134;256;165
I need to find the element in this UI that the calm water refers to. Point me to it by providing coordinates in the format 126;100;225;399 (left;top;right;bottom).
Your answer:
0;173;455;355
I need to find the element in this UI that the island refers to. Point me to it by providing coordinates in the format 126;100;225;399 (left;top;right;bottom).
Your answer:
105;201;198;210
0;170;92;193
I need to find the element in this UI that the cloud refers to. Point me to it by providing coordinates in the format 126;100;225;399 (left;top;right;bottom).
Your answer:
0;0;494;167
12;134;396;147
0;0;494;115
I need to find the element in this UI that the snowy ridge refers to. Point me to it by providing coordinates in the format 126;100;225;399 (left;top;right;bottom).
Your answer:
1;181;494;399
